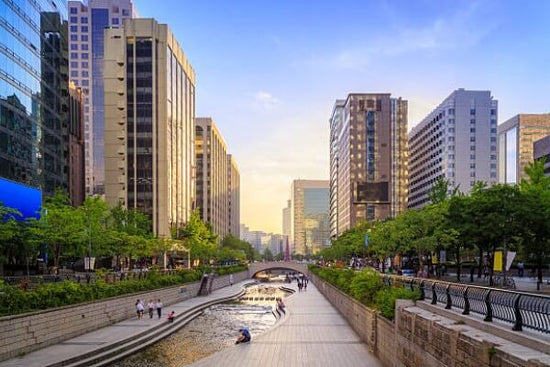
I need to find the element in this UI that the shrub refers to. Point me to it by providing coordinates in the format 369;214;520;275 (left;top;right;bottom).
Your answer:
374;287;420;320
349;268;383;306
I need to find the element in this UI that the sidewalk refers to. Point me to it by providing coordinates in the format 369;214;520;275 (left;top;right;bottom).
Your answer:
0;281;253;367
189;282;383;367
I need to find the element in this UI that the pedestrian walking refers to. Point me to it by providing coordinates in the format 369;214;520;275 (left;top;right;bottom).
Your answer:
147;299;154;319
517;262;524;277
229;273;234;286
135;299;144;319
297;281;303;292
156;299;163;319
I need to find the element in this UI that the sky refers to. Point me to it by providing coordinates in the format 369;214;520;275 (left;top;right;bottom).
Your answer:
135;0;550;234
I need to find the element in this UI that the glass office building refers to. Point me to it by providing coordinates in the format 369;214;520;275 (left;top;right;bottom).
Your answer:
0;0;69;194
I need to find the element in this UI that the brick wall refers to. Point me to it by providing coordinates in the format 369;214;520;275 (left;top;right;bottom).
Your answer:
0;271;249;362
310;273;550;367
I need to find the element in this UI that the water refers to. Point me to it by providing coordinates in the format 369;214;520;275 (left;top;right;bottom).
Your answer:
110;283;289;367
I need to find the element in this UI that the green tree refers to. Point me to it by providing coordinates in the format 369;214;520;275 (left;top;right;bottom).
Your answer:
262;248;274;261
220;235;255;262
174;209;217;265
78;196;111;258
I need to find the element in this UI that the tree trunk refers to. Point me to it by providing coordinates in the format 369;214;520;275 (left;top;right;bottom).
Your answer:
456;245;461;282
478;247;483;278
537;258;543;291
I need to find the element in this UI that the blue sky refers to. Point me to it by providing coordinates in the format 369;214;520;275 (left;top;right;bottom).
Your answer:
135;0;550;233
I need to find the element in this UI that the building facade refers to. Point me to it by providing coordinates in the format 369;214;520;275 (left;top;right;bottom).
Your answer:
329;94;408;237
104;19;196;238
291;180;330;256
68;81;85;206
282;199;291;238
195;117;229;238
408;89;498;209
498;114;550;184
68;0;138;195
0;1;70;196
227;154;240;237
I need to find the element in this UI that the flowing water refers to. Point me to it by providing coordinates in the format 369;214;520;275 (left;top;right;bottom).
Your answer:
110;282;289;367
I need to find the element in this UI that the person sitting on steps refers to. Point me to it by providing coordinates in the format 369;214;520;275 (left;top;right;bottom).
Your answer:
235;327;251;344
167;311;175;323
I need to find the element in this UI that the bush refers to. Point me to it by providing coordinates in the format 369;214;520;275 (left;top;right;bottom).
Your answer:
349;268;383;306
374;287;420;320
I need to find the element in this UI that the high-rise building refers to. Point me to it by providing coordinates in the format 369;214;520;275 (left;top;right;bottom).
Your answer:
0;1;70;196
534;135;550;176
329;94;408;237
227;154;240;237
195;117;229;238
291;180;330;256
68;0;138;195
103;19;196;238
498;114;550;184
282;199;291;238
68;81;85;206
408;89;498;209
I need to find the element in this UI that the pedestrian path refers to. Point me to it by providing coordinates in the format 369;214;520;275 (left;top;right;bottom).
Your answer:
0;281;252;367
189;282;383;367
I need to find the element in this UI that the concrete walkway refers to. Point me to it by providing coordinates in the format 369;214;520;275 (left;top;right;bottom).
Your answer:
0;281;251;367
189;282;383;367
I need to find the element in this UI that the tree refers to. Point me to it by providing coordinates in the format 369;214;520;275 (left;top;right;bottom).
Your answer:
0;203;24;274
319;221;371;262
220;235;256;262
78;196;111;258
31;190;85;273
262;248;274;261
174;209;217;265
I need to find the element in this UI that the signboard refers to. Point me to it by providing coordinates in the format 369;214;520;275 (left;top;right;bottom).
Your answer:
84;257;96;270
0;178;42;220
493;251;503;272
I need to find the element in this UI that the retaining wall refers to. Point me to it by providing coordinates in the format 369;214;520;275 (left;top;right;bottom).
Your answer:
310;273;550;367
0;270;249;362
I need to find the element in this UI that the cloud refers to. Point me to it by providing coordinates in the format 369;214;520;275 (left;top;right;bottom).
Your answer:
252;91;280;110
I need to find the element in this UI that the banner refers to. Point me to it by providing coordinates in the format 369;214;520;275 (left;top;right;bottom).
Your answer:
506;251;516;271
365;234;370;248
431;252;438;264
84;257;96;270
440;250;447;263
493;251;503;272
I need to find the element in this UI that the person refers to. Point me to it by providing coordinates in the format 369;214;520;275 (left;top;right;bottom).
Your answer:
156;299;163;319
167;311;176;323
303;281;307;291
229;273;234;286
235;327;251;344
517;262;524;277
147;299;154;319
135;299;144;319
277;298;285;313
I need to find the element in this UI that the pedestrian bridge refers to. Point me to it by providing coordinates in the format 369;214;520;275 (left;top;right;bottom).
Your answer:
248;261;308;277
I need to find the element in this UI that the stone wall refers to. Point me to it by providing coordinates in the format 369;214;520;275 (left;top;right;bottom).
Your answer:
310;273;550;367
0;270;249;362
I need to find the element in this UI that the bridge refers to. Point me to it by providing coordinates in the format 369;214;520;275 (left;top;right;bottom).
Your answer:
248;261;308;277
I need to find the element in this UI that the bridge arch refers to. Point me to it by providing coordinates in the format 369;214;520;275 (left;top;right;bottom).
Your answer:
248;261;308;278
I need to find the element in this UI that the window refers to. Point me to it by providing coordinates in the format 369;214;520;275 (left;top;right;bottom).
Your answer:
470;163;476;169
81;44;88;50
70;61;78;68
82;79;89;86
448;154;455;159
470;145;476;151
74;80;79;86
81;35;88;42
81;53;89;59
448;163;455;168
471;181;476;187
70;16;78;23
470;137;475;142
81;62;88;68
491;163;497;169
490;145;497;151
470;119;476;124
122;9;130;16
70;7;78;14
70;26;78;32
448;145;455;151
470;109;476;115
71;52;78;59
366;205;375;220
491;119;497;125
491;128;497;133
490;137;497;142
490;172;497;178
449;119;455;124
448;137;455;142
70;35;78;41
81;17;88;23
448;127;455;133
490;155;497;160
112;18;120;24
448;108;455;115
81;71;88;77
70;44;78;50
470;172;475;177
491;109;496;116
81;26;88;32
470;128;476;133
70;70;78;77
470;154;476;159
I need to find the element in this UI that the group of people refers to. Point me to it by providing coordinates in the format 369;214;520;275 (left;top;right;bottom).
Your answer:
297;275;308;292
135;299;165;320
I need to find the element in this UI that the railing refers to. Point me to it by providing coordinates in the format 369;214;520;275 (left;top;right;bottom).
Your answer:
382;275;550;334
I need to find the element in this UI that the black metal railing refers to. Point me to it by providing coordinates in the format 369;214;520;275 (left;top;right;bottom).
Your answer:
382;275;550;334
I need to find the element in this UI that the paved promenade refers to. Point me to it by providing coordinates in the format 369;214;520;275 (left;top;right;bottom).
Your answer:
189;282;382;367
0;281;250;367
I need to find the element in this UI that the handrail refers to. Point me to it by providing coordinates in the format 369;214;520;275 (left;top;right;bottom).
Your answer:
382;274;550;334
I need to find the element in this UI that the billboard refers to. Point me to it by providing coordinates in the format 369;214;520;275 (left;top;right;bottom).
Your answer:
0;178;42;220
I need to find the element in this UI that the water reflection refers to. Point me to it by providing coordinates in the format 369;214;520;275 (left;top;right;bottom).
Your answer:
111;283;289;367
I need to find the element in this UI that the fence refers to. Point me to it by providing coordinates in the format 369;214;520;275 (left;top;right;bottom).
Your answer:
382;274;550;334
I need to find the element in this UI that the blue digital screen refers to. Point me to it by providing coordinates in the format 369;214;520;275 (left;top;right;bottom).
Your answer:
0;178;42;220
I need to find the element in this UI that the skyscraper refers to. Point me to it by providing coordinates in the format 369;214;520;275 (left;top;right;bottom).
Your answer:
329;94;408;237
68;81;85;206
291;180;330;256
195;117;228;238
498;114;550;184
228;154;240;237
103;19;196;238
68;0;138;195
0;1;70;196
408;89;498;209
